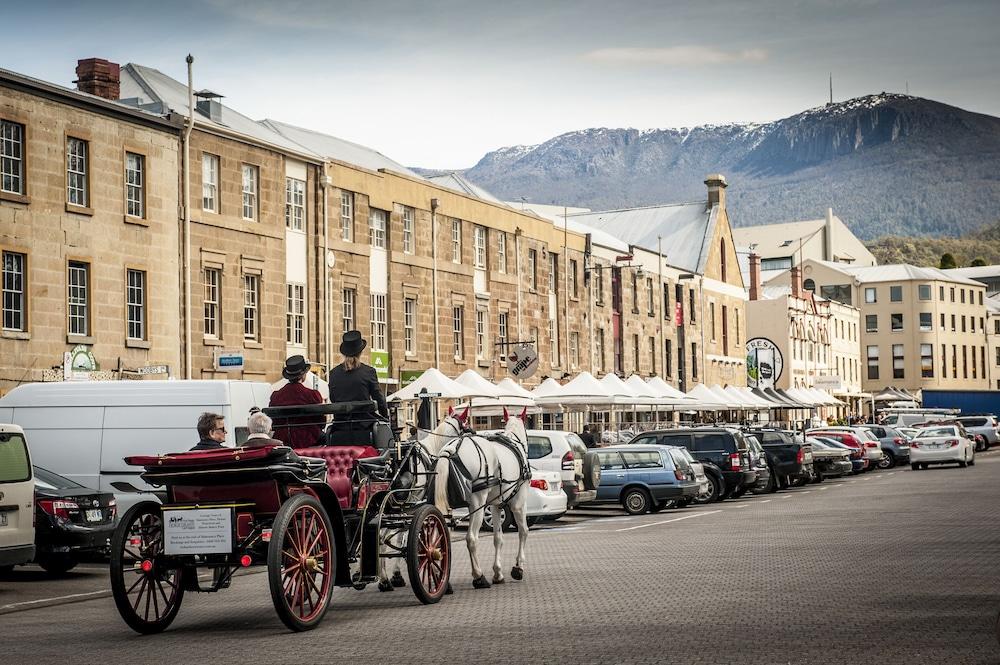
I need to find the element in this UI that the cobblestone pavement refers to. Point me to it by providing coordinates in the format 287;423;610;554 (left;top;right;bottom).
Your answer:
4;454;1000;664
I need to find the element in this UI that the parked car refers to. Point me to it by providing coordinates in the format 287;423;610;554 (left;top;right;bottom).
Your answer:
594;445;701;514
743;429;813;488
664;446;711;506
808;427;882;469
806;437;853;479
628;428;755;502
881;410;957;428
456;468;567;532
32;466;117;574
808;432;869;473
896;427;919;440
954;415;999;452
745;436;776;494
863;425;911;469
481;429;599;509
909;424;976;470
0;425;35;573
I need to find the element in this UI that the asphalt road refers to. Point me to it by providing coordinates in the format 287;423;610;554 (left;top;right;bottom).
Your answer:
3;455;1000;664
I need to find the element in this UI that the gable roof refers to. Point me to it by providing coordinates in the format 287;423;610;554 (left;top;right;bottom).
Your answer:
777;259;984;287
425;172;509;205
261;119;417;176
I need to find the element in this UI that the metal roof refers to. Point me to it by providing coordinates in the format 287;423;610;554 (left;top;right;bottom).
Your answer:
943;265;1000;280
815;261;983;286
261;119;417;176
426;173;510;205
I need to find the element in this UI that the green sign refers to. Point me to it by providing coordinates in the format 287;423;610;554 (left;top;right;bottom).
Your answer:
370;351;390;380
69;345;99;371
399;369;424;389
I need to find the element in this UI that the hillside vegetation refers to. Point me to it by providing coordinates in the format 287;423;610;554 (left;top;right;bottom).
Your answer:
869;221;1000;267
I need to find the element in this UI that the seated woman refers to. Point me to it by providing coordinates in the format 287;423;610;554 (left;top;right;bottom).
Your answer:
244;410;284;448
269;355;325;449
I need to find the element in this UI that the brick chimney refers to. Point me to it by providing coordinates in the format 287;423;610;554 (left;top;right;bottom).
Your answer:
790;266;802;299
75;58;120;100
748;253;761;301
705;173;727;209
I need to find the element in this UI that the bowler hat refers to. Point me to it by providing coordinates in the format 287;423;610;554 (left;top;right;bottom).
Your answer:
281;354;311;380
340;330;367;357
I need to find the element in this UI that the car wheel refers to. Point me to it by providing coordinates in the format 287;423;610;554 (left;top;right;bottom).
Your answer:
693;475;720;504
622;488;652;515
778;475;791;489
877;453;894;470
526;516;539;527
911;463;920;471
790;475;809;488
37;554;78;576
959;457;968;468
481;506;515;531
767;472;778;493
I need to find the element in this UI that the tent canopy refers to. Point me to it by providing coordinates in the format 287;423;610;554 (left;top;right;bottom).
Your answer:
686;383;729;410
646;376;695;403
453;369;503;399
535;371;617;406
387;368;480;402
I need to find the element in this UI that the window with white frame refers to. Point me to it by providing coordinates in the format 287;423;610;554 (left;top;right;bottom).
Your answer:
570;331;580;368
286;283;305;345
633;334;640;372
476;307;487;359
453;306;464;359
402;206;415;254
341;191;354;241
241;164;258;221
474;226;487;269
370;293;387;351
285;178;305;231
342;288;356;331
497;233;507;273
646;277;654;314
243;274;259;340
549;253;558;293
527;249;537;290
648;336;656;374
126;269;146;340
125;152;144;218
2;251;26;331
498;311;508;362
204;267;221;338
594;267;604;304
67;261;89;336
548;318;558;366
451;219;462;263
202;153;219;212
1;120;25;195
596;328;605;372
66;137;88;207
369;208;387;248
404;298;416;355
569;259;578;298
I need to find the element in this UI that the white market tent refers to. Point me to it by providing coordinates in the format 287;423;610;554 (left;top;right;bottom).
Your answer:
809;387;844;406
645;376;695;405
497;378;536;400
709;384;757;410
784;388;821;407
727;386;774;410
686;383;731;411
535;371;617;406
599;373;653;406
531;377;566;401
453;369;503;399
452;370;540;415
386;368;478;402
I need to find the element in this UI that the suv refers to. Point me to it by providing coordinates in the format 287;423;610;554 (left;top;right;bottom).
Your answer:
0;425;35;572
863;424;911;468
628;428;755;502
483;429;599;508
744;428;813;488
954;415;999;452
594;445;701;514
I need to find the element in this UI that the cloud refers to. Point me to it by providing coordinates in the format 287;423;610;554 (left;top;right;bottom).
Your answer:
584;45;768;66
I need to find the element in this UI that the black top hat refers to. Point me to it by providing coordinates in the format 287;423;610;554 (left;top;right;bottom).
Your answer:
282;354;311;380
340;330;367;357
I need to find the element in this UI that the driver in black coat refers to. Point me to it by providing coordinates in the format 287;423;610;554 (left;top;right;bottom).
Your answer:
327;331;389;435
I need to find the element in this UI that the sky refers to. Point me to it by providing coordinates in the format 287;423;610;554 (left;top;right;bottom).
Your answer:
4;0;1000;169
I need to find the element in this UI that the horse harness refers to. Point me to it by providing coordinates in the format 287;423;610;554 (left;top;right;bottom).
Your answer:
440;429;531;515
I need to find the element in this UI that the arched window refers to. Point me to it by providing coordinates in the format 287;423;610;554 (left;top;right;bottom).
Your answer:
803;278;815;291
720;238;727;282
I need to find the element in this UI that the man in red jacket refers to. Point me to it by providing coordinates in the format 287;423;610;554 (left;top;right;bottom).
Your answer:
269;355;324;449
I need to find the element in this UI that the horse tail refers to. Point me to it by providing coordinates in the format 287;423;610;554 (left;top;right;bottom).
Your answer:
433;456;450;515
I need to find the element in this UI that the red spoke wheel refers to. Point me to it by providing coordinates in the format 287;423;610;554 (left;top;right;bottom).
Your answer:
406;504;450;604
110;501;185;634
267;493;335;631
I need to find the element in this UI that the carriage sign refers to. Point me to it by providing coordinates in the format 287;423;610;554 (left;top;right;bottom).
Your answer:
163;508;233;555
507;343;539;380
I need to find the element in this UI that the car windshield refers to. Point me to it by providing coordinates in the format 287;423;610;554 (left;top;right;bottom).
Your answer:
32;466;86;490
915;426;954;439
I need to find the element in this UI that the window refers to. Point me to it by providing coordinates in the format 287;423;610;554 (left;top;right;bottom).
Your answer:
126;269;146;340
67;261;89;336
665;339;672;377
710;303;717;341
369;208;387;248
570;332;580;368
866;314;878;333
474;225;486;268
663;282;670;319
594;267;604;304
891;313;903;331
689;288;696;323
633;334;640;372
2;251;26;331
720;238;727;282
735;309;740;346
951;314;956;331
630;271;638;311
919;312;932;331
342;288;356;331
497;233;507;273
962;345;968;379
451;219;462;263
241;164;258;221
453;306;464;359
202;153;219;212
803;278;815;291
285;178;305;231
403;298;416;355
761;257;792;271
286;283;304;345
921;344;933;378
890;285;903;302
995;319;1000;335
570;260;578;298
66;137;88;207
125;152;145;218
952;345;958;379
528;249;537;290
243;274;259;340
820;284;852;305
402;206;415;254
526;436;554;460
341;191;354;241
950;287;955;302
204;268;221;337
961;315;966;333
621;451;663;469
722;304;729;355
648;336;656;374
943;344;948;377
596;328;605;373
370;293;387;351
864;287;877;304
867;345;879;380
918;284;931;301
476;307;487;359
549;319;558;366
979;291;984;306
647;277;654;314
1;120;25;195
498;312;508;362
961;289;966;304
892;344;904;379
549;253;558;293
939;285;945;301
691;342;698;379
941;312;946;330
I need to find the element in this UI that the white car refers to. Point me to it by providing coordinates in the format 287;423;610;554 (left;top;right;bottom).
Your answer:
808;426;883;467
0;424;36;572
909;424;975;470
453;468;567;531
664;446;710;500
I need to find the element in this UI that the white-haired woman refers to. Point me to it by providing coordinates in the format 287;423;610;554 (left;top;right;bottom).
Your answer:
245;410;283;448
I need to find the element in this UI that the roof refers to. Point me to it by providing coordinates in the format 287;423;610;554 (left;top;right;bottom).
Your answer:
985;294;1000;314
732;219;825;256
566;202;715;273
118;64;321;160
261;119;417;176
816;261;983;286
516;203;630;253
0;380;262;407
426;173;510;205
944;265;1000;280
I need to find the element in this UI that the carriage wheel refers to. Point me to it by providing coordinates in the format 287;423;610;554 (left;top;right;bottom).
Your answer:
267;493;335;632
406;504;450;604
110;501;185;634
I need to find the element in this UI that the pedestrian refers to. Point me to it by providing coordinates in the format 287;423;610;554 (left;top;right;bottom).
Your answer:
190;412;227;451
244;410;283;448
269;355;325;449
580;424;597;448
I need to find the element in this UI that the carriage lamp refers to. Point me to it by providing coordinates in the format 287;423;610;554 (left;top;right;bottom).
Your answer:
262;528;273;543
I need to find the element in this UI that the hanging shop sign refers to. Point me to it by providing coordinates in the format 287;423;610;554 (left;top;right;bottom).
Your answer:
508;343;539;380
746;337;783;390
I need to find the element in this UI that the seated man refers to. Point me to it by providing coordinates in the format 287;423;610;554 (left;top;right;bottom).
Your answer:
244;410;283;448
190;412;227;451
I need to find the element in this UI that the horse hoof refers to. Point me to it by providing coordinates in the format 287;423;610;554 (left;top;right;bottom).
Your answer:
472;576;492;589
378;580;394;592
492;575;505;585
510;566;523;581
445;582;454;595
391;572;406;588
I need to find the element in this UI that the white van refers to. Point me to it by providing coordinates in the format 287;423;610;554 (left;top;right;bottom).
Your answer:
0;381;272;509
0;424;35;571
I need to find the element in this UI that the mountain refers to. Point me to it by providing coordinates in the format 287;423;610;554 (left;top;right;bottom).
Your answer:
421;94;1000;240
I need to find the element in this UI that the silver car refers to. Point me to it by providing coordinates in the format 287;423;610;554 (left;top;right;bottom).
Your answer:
954;416;999;452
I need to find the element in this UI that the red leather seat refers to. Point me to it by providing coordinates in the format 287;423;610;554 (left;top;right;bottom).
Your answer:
296;445;378;509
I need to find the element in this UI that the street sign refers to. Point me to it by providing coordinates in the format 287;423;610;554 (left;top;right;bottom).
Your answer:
136;365;169;375
813;375;842;391
215;350;244;372
370;350;390;380
508;343;539;380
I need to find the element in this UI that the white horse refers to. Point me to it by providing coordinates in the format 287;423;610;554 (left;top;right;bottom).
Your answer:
432;406;531;588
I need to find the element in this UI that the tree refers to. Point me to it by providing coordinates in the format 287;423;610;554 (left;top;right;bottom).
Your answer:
971;258;987;267
940;252;957;269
